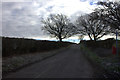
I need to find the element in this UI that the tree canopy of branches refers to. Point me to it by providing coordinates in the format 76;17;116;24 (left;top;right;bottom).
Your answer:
97;1;120;35
76;11;110;41
42;14;76;42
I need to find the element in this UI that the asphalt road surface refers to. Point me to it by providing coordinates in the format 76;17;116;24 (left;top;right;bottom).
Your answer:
4;44;94;78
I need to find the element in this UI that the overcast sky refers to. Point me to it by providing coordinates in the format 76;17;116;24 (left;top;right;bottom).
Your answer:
1;0;116;40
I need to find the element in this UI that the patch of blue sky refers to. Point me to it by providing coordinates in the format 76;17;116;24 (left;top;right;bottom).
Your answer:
89;0;99;5
63;39;80;43
35;38;80;43
80;0;98;5
89;1;95;5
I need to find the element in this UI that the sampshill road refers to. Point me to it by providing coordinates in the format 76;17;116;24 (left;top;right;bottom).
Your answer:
4;44;94;78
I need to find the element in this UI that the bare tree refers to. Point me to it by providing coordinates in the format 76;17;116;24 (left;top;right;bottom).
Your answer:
76;12;110;41
97;1;120;35
42;14;76;42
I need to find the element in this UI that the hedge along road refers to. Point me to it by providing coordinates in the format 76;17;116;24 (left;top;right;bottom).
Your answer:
4;44;94;78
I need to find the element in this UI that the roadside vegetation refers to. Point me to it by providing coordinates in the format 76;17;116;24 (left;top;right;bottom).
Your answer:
2;37;73;57
80;39;120;78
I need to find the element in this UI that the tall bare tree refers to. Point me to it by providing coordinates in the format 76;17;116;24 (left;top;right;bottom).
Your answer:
97;1;120;35
76;12;110;41
42;14;76;42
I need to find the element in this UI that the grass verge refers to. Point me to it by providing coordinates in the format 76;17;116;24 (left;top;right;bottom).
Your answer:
80;44;120;78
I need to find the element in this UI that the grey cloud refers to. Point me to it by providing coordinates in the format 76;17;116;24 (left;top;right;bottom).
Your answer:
2;14;45;37
70;11;85;23
2;2;37;16
2;2;47;38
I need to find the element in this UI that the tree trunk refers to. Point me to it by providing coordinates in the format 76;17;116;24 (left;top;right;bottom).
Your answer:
59;37;62;42
58;33;62;42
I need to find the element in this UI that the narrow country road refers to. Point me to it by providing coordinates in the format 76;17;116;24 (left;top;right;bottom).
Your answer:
4;44;94;78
